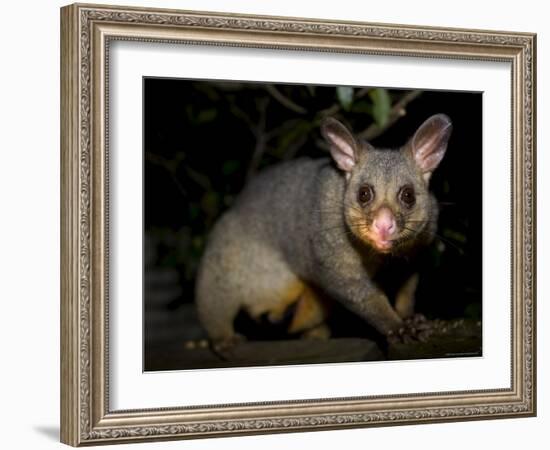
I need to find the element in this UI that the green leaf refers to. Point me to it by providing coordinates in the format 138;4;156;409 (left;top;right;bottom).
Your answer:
222;160;240;175
442;228;467;244
351;100;373;114
464;303;482;320
160;253;178;267
306;85;316;96
201;192;220;218
196;108;217;123
429;242;442;267
192;236;204;250
274;121;311;157
368;88;391;127
188;204;200;220
185;106;217;124
336;86;354;111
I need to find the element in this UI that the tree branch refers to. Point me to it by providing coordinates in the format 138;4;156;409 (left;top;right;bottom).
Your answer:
145;152;188;199
246;98;270;181
357;90;423;141
265;85;308;114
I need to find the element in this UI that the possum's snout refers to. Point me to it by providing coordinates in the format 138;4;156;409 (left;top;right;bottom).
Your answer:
372;207;396;241
363;207;398;253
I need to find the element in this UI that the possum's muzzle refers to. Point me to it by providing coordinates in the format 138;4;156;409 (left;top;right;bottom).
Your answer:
365;207;398;253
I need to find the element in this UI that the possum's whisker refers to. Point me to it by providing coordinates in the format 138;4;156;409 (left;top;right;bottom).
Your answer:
402;225;464;254
316;221;365;234
404;219;438;224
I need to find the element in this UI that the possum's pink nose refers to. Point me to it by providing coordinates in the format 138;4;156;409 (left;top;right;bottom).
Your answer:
373;208;396;239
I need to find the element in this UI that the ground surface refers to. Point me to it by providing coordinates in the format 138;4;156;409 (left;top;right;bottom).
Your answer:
145;303;482;371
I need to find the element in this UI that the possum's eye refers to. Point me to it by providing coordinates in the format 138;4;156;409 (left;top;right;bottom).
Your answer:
399;185;416;208
358;184;374;205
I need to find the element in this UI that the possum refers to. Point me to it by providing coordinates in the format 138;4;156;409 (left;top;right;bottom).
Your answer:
195;114;452;348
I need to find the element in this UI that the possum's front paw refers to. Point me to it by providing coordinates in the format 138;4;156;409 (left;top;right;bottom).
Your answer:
386;314;434;344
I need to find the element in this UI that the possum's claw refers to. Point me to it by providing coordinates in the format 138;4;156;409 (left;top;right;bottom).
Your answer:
387;314;434;344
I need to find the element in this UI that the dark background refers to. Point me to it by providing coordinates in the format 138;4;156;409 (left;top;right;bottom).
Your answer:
143;78;482;367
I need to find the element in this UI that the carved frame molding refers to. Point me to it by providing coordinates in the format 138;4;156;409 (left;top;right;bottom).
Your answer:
60;3;536;446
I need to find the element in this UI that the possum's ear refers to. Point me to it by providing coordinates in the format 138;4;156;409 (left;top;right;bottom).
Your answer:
410;114;452;182
321;118;358;173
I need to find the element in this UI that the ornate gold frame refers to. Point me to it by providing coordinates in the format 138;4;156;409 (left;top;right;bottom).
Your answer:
60;3;536;446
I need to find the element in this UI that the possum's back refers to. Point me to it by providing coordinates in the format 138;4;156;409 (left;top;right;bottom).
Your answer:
230;157;332;250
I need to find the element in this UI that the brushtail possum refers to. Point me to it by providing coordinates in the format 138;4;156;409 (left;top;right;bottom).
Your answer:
196;114;452;347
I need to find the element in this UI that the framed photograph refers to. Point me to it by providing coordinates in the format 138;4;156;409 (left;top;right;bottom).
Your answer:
60;3;536;446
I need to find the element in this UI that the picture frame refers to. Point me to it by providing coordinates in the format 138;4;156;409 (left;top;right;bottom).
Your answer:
60;2;536;446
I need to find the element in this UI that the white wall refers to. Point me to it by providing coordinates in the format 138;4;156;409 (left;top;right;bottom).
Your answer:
0;0;546;449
